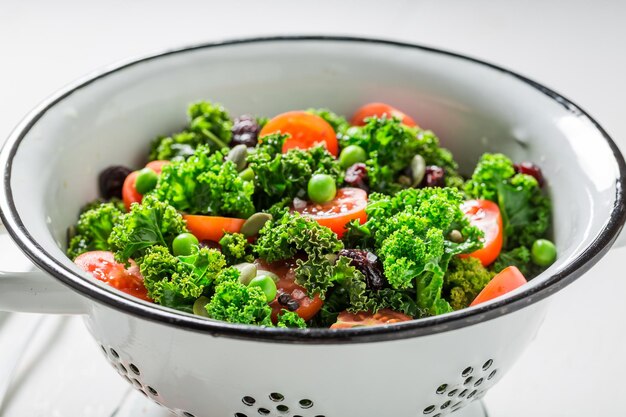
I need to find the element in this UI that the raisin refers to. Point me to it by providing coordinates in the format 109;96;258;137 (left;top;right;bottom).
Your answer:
199;240;221;250
344;163;369;192
338;249;386;291
514;161;544;187
99;165;132;199
231;115;260;147
286;299;300;311
421;165;445;188
278;293;292;306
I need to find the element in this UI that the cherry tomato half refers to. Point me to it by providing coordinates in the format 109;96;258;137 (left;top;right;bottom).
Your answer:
460;199;503;266
145;160;170;174
350;102;418;127
470;266;527;306
121;161;171;211
256;259;324;322
183;215;245;243
260;111;338;156
74;251;151;301
293;187;367;238
330;309;412;329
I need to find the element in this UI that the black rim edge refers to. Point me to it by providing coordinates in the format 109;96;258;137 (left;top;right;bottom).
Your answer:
1;35;625;344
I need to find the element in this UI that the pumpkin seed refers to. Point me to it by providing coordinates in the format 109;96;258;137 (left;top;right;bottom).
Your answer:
226;144;248;172
411;154;426;186
192;296;211;317
449;229;463;243
241;212;273;237
234;262;257;286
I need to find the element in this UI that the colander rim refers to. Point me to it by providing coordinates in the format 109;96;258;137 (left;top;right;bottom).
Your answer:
2;35;625;343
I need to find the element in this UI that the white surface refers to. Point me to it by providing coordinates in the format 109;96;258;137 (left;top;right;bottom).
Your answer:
0;1;625;416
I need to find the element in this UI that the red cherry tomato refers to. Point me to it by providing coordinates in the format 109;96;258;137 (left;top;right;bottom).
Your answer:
460;199;503;266
183;215;245;243
121;171;142;211
74;251;151;301
145;160;170;174
330;309;412;329
293;187;367;238
260;111;338;156
350;102;418;127
470;266;527;306
256;259;324;322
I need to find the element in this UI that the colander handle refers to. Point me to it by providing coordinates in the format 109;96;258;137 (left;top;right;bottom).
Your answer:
0;222;87;315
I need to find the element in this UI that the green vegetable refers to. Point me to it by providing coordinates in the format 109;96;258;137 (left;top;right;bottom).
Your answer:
67;201;124;259
307;173;336;204
172;233;199;256
465;153;551;249
276;310;307;329
492;246;532;276
139;245;226;311
306;108;349;134
135;168;159;195
444;257;495;310
219;232;254;265
155;147;255;218
79;198;125;215
531;239;557;267
338;145;367;168
192;296;210;317
247;133;342;208
149;101;233;161
248;275;277;302
108;195;188;264
206;277;273;326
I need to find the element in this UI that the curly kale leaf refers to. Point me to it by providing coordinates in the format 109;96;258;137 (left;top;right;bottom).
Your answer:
206;279;273;326
491;246;533;276
155;147;255;218
67;201;124;259
139;246;226;312
149;101;232;161
108;195;188;264
444;257;495;310
219;232;254;265
276;310;307;328
465;153;551;248
248;134;343;208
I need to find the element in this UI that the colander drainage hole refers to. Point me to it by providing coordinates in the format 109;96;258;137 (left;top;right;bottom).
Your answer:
269;392;284;402
109;348;119;359
447;389;457;397
459;389;468;398
440;400;451;410
423;405;436;414
234;414;248;417
129;364;140;376
488;369;498;380
147;386;158;396
299;399;313;409
242;396;256;406
182;412;195;417
468;390;477;399
258;408;270;415
117;364;127;374
474;378;484;387
463;376;473;385
482;359;493;370
461;366;473;377
436;384;447;394
276;405;289;413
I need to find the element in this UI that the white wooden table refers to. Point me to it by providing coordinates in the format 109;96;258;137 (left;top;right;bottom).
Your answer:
1;1;625;416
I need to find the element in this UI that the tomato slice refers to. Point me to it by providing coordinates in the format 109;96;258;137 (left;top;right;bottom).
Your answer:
460;199;503;266
184;215;245;242
145;160;170;174
293;187;367;238
350;102;418;127
74;251;151;301
122;171;142;211
330;309;412;329
470;266;527;306
259;111;338;156
256;259;324;322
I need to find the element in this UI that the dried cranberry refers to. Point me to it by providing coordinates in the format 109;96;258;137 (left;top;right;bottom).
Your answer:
99;165;132;199
421;166;445;188
338;249;386;291
344;163;369;192
231;115;260;147
286;299;300;311
514;161;544;187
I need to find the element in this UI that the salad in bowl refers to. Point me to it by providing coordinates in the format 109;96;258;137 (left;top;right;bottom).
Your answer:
68;100;555;329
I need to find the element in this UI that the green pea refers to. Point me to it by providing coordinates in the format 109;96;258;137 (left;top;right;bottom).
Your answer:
307;174;336;204
135;168;159;195
239;167;255;182
531;239;557;267
339;145;367;169
248;275;277;302
172;233;199;256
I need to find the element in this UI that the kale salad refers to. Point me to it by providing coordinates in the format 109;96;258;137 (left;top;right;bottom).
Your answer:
68;101;556;329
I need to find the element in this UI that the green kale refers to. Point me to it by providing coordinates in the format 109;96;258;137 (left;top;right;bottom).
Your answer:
465;153;551;248
491;246;532;276
276;310;307;328
306;108;349;134
219;233;254;265
108;195;188;264
67;201;124;259
248;133;343;208
139;245;226;312
155;147;255;218
206;279;273;326
79;198;125;215
149;101;232;161
443;257;495;310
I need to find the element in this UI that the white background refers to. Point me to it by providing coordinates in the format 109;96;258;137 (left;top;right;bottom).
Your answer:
1;1;625;416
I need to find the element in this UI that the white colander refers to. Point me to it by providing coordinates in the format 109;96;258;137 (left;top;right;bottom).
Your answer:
0;37;624;417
